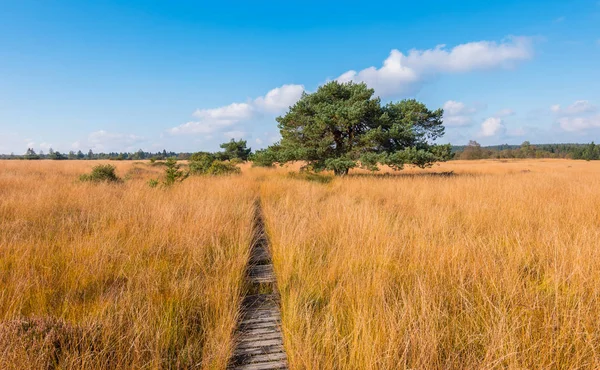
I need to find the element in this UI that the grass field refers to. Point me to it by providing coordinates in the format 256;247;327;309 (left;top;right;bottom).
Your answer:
0;161;256;369
1;159;600;369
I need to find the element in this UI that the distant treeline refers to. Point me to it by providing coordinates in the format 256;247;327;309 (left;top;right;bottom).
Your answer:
0;139;253;162
0;148;193;161
452;141;600;161
3;140;600;162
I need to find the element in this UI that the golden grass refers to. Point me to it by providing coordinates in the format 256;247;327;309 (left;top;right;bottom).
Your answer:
260;159;600;369
2;159;600;369
0;161;256;369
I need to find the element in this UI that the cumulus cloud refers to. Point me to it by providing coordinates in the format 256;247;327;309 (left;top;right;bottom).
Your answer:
551;100;600;132
558;116;600;132
253;84;304;113
442;100;478;126
478;117;506;137
170;84;304;135
87;130;145;151
337;36;533;97
223;130;246;139
551;100;597;116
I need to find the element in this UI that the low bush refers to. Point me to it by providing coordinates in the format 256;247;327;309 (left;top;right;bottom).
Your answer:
206;160;241;175
79;164;121;183
189;152;241;176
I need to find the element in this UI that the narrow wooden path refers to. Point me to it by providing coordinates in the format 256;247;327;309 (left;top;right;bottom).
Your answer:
228;201;288;370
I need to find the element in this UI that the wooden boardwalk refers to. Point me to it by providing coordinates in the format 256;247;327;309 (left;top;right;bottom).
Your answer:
228;202;288;370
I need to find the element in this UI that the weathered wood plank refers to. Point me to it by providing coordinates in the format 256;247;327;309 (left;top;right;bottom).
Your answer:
236;338;283;349
238;332;282;342
233;360;288;370
238;327;281;336
233;344;285;356
239;317;279;326
231;352;287;364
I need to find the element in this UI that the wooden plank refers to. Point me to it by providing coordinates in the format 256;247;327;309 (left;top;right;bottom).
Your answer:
239;324;280;332
249;248;271;264
237;339;283;349
242;311;280;320
239;317;279;326
238;327;281;336
248;264;274;276
233;344;285;356
233;360;288;370
238;332;282;342
249;276;276;284
231;352;287;364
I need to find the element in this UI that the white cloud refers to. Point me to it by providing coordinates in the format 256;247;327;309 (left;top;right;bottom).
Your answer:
223;130;246;139
496;108;515;117
558;116;600;132
551;100;600;132
171;102;256;135
442;100;478;127
253;84;304;113
338;36;533;97
337;50;420;96
87;130;145;151
170;84;304;136
478;117;506;137
193;102;255;121
551;100;597;116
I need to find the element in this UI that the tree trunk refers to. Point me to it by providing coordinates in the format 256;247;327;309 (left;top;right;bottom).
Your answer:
334;168;349;176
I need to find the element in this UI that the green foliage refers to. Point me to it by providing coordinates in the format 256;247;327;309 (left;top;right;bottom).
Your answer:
189;152;217;174
188;152;241;176
251;148;278;167
206;160;241;175
324;158;356;176
48;151;67;160
218;139;251;161
163;158;188;186
147;178;159;188
79;164;121;183
271;81;450;175
23;148;40;160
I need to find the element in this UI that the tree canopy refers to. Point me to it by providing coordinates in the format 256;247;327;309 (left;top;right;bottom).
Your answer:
265;81;451;175
218;139;251;161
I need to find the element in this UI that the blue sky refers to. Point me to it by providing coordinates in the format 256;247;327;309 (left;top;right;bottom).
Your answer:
1;0;600;154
